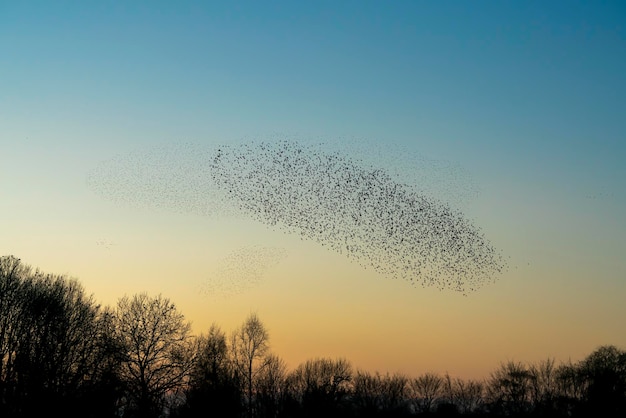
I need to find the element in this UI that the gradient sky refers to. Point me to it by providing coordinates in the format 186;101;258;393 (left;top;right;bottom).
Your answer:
2;1;626;380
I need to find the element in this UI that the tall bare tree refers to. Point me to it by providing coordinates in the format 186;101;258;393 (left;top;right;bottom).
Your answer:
351;370;383;413
230;313;270;418
409;372;444;414
528;358;558;414
255;353;288;418
0;256;114;417
0;255;30;404
114;293;194;418
486;361;534;416
183;324;242;418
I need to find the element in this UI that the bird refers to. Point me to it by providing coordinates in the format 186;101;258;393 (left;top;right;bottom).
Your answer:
86;137;506;294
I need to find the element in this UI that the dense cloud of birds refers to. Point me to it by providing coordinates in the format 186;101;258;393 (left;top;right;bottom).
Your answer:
87;138;506;294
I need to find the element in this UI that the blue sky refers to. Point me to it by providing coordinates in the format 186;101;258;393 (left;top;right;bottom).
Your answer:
3;1;625;188
2;1;625;377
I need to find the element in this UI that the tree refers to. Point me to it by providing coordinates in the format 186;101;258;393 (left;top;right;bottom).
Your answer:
449;377;484;415
528;358;559;416
0;256;115;418
578;345;626;417
231;313;270;418
486;361;534;416
114;293;194;418
352;370;383;414
286;357;353;417
0;256;30;415
409;372;444;414
182;324;242;418
84;306;127;418
352;370;409;416
255;353;288;418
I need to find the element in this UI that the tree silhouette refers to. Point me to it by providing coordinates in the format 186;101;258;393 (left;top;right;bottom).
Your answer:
181;324;242;418
352;370;410;417
0;256;29;416
255;353;288;418
230;312;270;418
449;376;484;415
286;357;353;417
486;361;534;416
114;293;194;418
578;345;626;418
527;358;559;416
4;256;626;418
0;256;113;417
409;372;445;414
352;370;384;415
554;360;585;416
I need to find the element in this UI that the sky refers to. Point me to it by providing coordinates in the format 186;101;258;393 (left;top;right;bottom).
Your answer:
2;0;626;380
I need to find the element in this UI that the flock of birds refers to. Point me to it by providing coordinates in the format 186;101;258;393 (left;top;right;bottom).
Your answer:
87;137;506;294
198;246;288;298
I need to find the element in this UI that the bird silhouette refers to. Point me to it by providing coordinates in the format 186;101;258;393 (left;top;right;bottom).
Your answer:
86;138;506;294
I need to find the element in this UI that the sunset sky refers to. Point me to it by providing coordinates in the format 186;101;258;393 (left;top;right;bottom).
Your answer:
2;1;625;380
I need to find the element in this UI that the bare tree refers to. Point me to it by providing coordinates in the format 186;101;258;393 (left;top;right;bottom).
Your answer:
351;370;382;413
451;377;485;414
409;372;444;414
0;255;30;406
0;256;115;417
486;361;534;416
352;370;409;414
578;345;626;417
286;357;353;415
528;358;559;414
255;353;288;418
192;324;230;383
183;324;241;417
114;293;194;418
554;360;586;415
230;313;270;418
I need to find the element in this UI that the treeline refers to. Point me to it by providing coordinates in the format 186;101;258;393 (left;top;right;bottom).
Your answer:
1;255;625;418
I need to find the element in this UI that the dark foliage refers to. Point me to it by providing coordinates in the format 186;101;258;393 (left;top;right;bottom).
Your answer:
2;256;625;418
0;256;124;418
